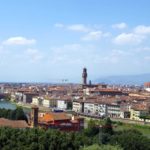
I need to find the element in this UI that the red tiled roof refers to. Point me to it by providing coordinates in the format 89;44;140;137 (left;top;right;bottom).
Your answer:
0;118;29;128
131;104;148;111
39;113;70;122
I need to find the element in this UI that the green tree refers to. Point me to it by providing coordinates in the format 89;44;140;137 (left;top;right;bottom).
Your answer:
110;129;150;150
102;117;113;135
84;119;99;137
81;144;123;150
15;107;28;122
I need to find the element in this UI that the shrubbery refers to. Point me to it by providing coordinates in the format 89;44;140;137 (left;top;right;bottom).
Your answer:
0;114;150;150
0;107;28;122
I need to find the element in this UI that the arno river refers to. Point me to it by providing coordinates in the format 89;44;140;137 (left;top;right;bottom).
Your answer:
0;99;31;113
0;99;16;109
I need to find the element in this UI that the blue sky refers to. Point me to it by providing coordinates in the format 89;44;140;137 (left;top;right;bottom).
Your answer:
0;0;150;83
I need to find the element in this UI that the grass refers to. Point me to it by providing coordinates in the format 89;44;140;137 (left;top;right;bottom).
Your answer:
113;122;150;138
84;117;150;138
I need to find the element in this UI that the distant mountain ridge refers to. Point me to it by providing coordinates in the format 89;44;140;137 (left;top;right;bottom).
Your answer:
95;73;150;85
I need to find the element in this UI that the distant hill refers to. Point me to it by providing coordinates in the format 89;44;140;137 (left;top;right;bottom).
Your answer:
95;73;150;85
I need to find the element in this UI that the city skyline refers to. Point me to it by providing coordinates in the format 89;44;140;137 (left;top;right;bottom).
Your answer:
0;0;150;82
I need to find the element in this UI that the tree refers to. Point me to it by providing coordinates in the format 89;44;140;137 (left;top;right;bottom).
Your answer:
84;119;99;137
0;107;28;122
110;129;150;150
15;107;28;122
139;114;150;124
81;144;123;150
102;118;113;135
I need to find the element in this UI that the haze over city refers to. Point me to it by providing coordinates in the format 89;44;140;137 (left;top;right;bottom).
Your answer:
0;0;150;82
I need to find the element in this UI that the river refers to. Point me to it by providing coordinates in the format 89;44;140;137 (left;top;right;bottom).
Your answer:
0;99;16;109
0;99;31;113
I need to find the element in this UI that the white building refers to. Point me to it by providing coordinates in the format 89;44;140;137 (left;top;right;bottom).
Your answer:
43;97;57;108
32;97;43;106
84;102;107;117
72;100;83;113
107;103;121;118
57;100;67;110
32;97;39;105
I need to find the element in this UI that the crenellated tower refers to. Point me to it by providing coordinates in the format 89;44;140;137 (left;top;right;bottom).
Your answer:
82;68;87;85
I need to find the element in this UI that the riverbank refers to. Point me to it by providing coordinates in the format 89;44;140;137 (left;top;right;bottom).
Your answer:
16;102;51;112
0;99;16;110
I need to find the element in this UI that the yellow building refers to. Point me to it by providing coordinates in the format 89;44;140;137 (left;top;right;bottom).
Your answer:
130;104;148;121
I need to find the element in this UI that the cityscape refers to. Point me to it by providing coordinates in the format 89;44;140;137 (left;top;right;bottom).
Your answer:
1;0;150;150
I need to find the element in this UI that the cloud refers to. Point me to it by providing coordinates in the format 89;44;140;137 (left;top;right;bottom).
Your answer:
81;31;103;41
144;56;150;61
94;49;130;64
50;43;96;65
113;25;150;45
54;23;64;28
112;22;127;29
67;24;90;32
113;33;145;45
134;25;150;34
81;31;110;41
25;48;43;63
0;46;3;52
135;47;150;52
54;23;92;32
2;36;36;45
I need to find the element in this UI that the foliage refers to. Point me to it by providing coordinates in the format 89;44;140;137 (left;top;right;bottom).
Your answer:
0;107;28;122
113;121;150;138
0;127;85;150
0;117;150;150
139;114;150;122
102;117;113;135
99;133;111;144
81;144;123;150
110;129;150;150
84;119;99;137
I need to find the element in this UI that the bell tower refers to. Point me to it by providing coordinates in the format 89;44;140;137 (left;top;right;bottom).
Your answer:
82;68;87;85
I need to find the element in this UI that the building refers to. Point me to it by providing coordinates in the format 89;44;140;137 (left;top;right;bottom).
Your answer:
72;100;84;113
38;112;84;131
57;97;72;110
32;96;43;106
130;104;149;121
23;92;39;103
0;118;29;128
47;86;68;96
120;103;131;118
84;101;107;117
43;96;57;108
84;88;127;96
144;82;150;92
107;103;121;118
82;68;87;85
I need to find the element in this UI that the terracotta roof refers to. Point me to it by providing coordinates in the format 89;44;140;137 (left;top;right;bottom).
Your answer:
131;104;148;111
89;88;122;92
144;82;150;87
0;118;29;128
39;113;70;122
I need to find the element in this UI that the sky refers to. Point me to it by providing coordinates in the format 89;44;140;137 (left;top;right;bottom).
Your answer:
0;0;150;83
